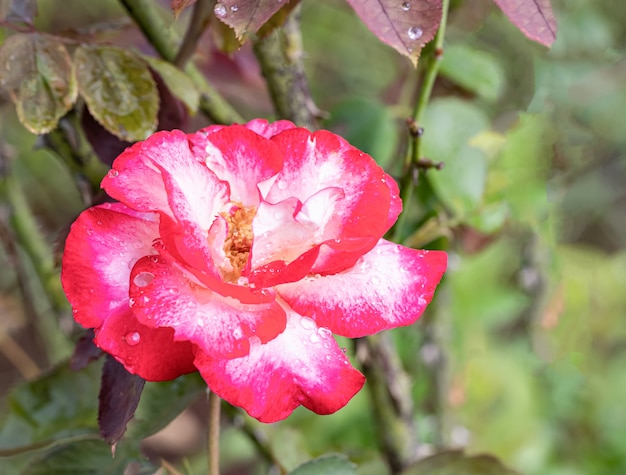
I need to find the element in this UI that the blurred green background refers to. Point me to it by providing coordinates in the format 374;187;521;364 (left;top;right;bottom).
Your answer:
1;0;625;474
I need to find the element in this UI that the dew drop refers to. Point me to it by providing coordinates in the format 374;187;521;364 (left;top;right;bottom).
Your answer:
125;332;141;346
96;221;103;226
341;347;347;354
150;256;160;263
300;317;316;330
233;327;243;339
318;327;332;339
140;295;151;304
407;26;423;40
129;297;136;307
107;169;119;178
309;333;320;343
276;181;287;190
230;4;239;12
214;3;227;17
401;2;411;11
133;272;154;287
86;228;94;236
325;355;331;361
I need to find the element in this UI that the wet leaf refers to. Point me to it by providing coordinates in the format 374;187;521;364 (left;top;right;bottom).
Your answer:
288;454;356;475
74;45;159;142
143;56;199;113
492;0;557;47
98;355;145;445
171;0;196;18
344;0;442;66
0;33;76;134
399;450;520;474
212;0;297;39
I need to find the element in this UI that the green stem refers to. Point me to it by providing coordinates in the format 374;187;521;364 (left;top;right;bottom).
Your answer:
356;334;417;474
252;4;319;129
208;391;221;475
174;0;216;68
393;0;451;241
119;0;243;125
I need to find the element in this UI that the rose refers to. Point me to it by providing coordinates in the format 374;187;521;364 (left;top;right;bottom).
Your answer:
61;119;447;422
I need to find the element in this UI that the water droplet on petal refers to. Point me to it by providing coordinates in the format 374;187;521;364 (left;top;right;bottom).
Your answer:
309;333;320;343
408;26;423;40
300;317;316;330
129;297;136;307
107;169;119;178
133;272;154;287
214;3;227;17
150;256;159;263
401;2;411;11
341;347;347;354
86;228;94;236
276;181;287;190
230;4;239;12
125;332;141;346
318;327;332;339
233;327;243;339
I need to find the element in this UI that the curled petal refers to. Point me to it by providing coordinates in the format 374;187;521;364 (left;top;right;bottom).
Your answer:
95;309;195;381
266;129;399;274
129;255;286;358
276;239;447;337
242;118;297;138
195;309;365;422
190;125;284;207
61;203;159;328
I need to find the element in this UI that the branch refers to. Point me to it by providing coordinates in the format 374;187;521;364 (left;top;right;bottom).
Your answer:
119;0;243;125
252;5;319;130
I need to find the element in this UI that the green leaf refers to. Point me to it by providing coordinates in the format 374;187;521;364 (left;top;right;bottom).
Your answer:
440;44;505;101
399;450;519;475
74;45;158;142
126;372;205;440
0;32;76;133
143;55;199;113
288;454;356;475
325;97;399;171
422;98;490;218
20;439;151;475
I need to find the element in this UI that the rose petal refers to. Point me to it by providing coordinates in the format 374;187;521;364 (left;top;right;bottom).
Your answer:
129;255;286;358
61;203;159;328
276;239;447;337
194;309;365;422
190;125;284;207
266;129;400;274
242;118;297;138
95;309;195;381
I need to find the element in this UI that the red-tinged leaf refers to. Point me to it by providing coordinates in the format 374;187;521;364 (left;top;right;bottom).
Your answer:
492;0;557;47
98;355;145;445
212;0;298;39
70;329;104;371
344;0;442;66
171;0;196;18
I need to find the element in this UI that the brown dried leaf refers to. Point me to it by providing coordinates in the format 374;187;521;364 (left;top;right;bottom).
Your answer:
492;0;557;47
344;0;442;66
212;0;298;39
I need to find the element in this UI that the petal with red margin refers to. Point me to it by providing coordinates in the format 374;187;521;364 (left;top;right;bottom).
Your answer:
198;125;284;207
102;130;229;231
194;309;365;422
243;118;297;138
61;203;159;329
267;129;398;274
94;309;195;381
128;255;286;358
276;239;447;338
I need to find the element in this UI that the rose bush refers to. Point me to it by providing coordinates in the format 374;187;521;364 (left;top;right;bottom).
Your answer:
61;119;447;422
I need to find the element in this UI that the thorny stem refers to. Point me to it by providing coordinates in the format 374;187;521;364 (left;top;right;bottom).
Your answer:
119;0;243;125
208;391;221;475
253;4;319;130
394;0;451;242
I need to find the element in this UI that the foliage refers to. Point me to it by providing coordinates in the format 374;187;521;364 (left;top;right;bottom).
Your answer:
0;0;624;474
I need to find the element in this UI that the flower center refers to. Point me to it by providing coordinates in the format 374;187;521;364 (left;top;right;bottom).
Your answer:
221;205;256;281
